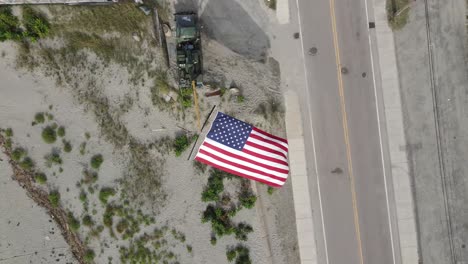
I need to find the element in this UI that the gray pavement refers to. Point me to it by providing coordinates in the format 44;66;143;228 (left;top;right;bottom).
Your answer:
283;0;402;263
393;0;468;263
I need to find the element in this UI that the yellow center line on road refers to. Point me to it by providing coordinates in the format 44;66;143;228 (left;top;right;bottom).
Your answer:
328;0;365;263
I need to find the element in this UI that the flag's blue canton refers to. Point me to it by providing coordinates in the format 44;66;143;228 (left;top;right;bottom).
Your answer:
207;112;253;150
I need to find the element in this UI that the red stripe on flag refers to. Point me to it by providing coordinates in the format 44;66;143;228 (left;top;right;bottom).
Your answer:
241;148;289;166
203;142;289;174
195;156;283;188
198;149;287;182
245;141;287;159
249;133;288;152
252;127;288;144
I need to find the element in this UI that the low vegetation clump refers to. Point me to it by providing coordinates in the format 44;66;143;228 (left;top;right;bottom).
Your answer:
234;223;253;241
267;186;275;195
49;190;60;207
82;169;98;184
79;190;87;202
45;152;62;166
0;7;23;41
67;212;80;231
238;180;257;209
99;187;116;204
201;170;225;202
82;215;94;227
116;219;129;234
63;140;72;152
90;154;104;169
19;156;35;171
202;204;236;237
84;249;95;263
42;126;57;143
22;6;50;41
79;142;86;155
227;244;252;264
11;147;27;161
34;112;45;124
5;128;13;137
226;248;237;262
173;134;197;157
179;88;193;108
57;126;65;137
34;172;47;184
386;0;410;30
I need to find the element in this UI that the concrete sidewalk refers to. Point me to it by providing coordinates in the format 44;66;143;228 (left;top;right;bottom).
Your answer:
284;90;318;264
371;0;419;263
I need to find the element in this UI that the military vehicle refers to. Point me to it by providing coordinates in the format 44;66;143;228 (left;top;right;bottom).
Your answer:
174;12;202;88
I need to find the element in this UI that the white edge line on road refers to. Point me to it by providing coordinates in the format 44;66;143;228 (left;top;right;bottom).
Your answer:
363;0;397;263
294;0;330;263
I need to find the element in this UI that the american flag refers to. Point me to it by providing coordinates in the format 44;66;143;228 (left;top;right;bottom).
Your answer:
195;112;289;187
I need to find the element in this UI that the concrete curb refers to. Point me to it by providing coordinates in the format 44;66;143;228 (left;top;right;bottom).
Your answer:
276;0;290;24
372;0;420;263
284;90;317;264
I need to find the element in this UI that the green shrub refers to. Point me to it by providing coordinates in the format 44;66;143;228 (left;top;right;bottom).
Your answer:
4;127;13;137
45;152;62;166
173;134;196;157
79;190;87;202
116;219;128;233
34;172;47;184
234;223;253;241
99;187;115;204
11;147;26;161
267;186;275;195
226;248;236;262
62;140;72;152
201;171;224;202
67;212;80;231
235;245;251;264
82;169;98;184
84;249;95;263
0;7;23;41
22;6;50;41
90;154;103;169
85;132;91;140
237;95;245;103
49;191;60;207
57;126;65;137
202;204;235;237
210;236;217;245
179;88;193;108
79;142;86;155
41;126;56;143
5;138;12;150
19;157;34;171
103;205;114;227
186;245;192;253
34;112;45;124
239;193;257;209
82;215;94;227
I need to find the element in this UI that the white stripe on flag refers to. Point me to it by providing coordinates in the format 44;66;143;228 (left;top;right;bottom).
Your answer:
199;144;288;179
243;144;288;162
196;153;285;186
204;138;289;169
247;137;288;157
251;129;289;149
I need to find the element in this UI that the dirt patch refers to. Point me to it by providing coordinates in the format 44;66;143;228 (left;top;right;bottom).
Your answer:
0;133;88;264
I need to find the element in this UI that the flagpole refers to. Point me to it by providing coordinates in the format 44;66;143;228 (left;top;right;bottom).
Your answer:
187;105;217;161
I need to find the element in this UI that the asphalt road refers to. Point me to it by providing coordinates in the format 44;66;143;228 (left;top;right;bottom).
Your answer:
294;0;399;263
